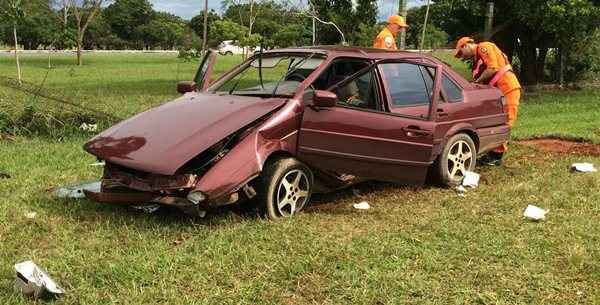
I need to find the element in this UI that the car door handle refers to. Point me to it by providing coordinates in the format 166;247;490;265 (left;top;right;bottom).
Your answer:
437;108;449;117
402;126;432;137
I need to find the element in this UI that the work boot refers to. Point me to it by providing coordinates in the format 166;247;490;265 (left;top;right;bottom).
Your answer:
478;152;503;166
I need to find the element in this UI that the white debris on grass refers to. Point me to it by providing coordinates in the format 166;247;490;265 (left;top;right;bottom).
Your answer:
79;123;98;132
353;201;370;210
523;204;549;221
571;163;597;173
455;185;467;197
14;261;65;299
132;204;161;214
462;171;480;188
54;181;101;199
24;212;37;219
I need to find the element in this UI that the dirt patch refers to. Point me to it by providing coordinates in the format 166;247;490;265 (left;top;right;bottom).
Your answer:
519;139;600;156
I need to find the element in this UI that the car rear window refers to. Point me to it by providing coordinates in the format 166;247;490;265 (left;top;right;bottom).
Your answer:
443;74;463;102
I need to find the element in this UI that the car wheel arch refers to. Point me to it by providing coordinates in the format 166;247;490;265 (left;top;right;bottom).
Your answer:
260;150;295;170
443;124;480;152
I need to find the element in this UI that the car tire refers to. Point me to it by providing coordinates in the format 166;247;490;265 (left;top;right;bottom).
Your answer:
256;157;314;220
433;133;476;186
225;51;233;56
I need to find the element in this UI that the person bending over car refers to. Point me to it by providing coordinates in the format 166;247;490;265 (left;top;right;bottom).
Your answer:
454;36;522;166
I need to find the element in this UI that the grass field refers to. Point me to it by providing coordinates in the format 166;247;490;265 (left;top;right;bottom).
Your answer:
0;52;599;304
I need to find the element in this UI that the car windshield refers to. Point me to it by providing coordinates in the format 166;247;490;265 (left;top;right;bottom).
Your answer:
212;54;324;97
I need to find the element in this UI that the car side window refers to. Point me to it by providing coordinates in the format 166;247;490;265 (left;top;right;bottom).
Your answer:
442;74;463;102
381;63;431;107
333;69;380;111
380;62;434;118
312;59;370;90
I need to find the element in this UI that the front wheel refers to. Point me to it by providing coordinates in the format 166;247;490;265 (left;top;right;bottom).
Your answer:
432;133;476;186
256;157;314;219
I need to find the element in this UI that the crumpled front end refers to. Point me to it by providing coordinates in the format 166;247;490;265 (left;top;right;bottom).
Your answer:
84;98;305;215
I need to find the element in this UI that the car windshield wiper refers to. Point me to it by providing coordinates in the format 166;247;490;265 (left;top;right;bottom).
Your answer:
271;52;316;97
228;73;246;95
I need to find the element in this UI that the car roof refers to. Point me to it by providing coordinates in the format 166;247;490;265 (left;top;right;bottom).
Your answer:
263;45;435;60
258;45;472;89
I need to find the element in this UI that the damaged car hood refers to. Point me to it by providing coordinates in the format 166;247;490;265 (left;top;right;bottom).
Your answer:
84;93;286;175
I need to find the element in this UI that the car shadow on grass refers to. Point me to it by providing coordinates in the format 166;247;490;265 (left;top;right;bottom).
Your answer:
46;180;435;229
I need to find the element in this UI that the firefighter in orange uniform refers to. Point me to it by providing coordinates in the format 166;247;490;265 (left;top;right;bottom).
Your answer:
455;37;521;166
373;15;408;50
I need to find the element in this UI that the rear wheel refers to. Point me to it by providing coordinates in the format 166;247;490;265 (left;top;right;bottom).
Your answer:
433;133;476;186
225;51;233;56
256;157;313;219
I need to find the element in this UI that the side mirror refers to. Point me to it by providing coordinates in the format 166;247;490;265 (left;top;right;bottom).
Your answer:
177;81;197;94
313;90;337;108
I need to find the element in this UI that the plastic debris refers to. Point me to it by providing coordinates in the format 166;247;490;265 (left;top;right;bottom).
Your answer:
54;181;101;199
523;204;549;221
25;212;37;219
14;261;65;299
462;171;480;188
89;161;105;167
455;185;467;197
79;122;98;132
353;201;370;210
133;204;161;214
571;163;597;173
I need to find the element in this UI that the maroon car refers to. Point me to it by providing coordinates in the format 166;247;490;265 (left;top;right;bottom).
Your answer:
84;46;509;219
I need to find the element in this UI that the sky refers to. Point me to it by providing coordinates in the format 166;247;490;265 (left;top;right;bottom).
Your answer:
148;0;422;21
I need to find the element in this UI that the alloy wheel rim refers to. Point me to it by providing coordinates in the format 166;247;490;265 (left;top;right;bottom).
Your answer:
276;169;310;217
447;140;473;180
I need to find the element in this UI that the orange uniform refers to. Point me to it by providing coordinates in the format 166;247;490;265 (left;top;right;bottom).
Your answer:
472;42;521;153
373;27;397;50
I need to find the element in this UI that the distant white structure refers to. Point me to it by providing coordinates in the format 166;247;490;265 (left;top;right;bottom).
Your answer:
217;40;260;55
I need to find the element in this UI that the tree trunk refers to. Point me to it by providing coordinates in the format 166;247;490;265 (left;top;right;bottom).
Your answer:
13;24;22;84
76;32;83;66
517;34;539;86
558;47;564;87
535;47;548;83
202;0;208;53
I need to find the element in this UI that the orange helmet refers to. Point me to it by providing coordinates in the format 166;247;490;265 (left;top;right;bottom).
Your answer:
387;15;408;28
454;36;474;58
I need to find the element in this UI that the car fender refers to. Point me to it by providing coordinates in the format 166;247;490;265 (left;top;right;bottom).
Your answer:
193;100;303;200
438;123;479;156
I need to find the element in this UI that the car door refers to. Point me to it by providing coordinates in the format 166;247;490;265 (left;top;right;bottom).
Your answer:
193;49;218;91
297;61;442;185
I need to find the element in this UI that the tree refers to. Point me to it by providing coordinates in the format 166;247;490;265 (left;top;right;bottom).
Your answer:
307;0;378;45
190;10;220;46
406;6;449;50
135;12;186;50
0;0;24;83
209;19;247;43
272;24;311;47
425;0;600;85
72;0;105;65
103;0;153;41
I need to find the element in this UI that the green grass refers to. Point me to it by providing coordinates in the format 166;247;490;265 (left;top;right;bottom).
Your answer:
1;52;599;304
